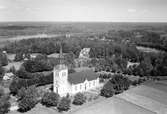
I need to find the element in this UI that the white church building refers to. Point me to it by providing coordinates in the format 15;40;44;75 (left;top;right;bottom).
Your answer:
53;47;100;97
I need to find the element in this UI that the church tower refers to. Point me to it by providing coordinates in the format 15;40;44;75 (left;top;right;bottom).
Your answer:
53;44;69;97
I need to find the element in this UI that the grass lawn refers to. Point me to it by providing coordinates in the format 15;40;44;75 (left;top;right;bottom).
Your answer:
3;61;23;71
143;80;167;92
8;104;59;114
7;54;16;61
71;96;155;114
127;84;167;106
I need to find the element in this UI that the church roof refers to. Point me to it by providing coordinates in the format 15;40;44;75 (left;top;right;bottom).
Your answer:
68;70;99;84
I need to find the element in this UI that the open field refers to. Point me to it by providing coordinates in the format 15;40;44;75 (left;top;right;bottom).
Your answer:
136;46;163;53
143;80;167;93
0;22;167;43
71;96;155;114
3;62;23;71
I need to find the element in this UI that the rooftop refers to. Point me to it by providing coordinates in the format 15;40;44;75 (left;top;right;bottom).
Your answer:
54;64;68;70
68;70;99;84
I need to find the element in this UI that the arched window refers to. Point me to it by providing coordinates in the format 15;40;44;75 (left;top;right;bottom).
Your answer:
93;80;95;86
62;72;66;77
80;85;82;89
89;82;91;87
75;85;77;91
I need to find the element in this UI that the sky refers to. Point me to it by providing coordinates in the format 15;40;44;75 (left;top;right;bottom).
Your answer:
0;0;167;22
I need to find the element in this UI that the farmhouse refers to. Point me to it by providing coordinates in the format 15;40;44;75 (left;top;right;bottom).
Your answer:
53;47;99;97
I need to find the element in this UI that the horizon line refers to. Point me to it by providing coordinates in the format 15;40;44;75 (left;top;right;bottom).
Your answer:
0;21;167;23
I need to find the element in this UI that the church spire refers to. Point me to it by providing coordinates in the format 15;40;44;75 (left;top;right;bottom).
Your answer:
59;43;64;65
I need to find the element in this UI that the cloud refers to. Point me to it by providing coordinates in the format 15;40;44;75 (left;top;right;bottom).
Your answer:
142;9;149;13
25;7;40;12
128;9;136;13
0;5;6;10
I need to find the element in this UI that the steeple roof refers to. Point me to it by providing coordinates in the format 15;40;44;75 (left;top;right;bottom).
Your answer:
59;44;64;65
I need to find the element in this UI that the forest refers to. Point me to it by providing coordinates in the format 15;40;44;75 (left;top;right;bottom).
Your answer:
0;29;167;78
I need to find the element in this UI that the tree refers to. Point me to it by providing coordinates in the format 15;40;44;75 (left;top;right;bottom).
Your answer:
0;65;4;80
72;93;86;105
110;75;130;94
9;66;16;75
57;97;71;112
18;95;37;112
132;55;153;76
41;92;60;107
40;42;56;55
15;67;30;79
64;52;75;69
23;59;52;73
0;95;11;114
100;81;115;98
153;54;167;76
101;74;130;97
9;78;20;95
17;87;27;100
0;88;4;97
0;52;8;66
18;86;39;112
14;52;24;62
0;89;10;114
34;54;47;61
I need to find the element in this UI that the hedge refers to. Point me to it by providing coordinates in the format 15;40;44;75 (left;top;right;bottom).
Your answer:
9;72;53;95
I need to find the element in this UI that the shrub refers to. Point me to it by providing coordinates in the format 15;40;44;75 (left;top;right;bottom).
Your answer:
100;81;115;98
41;92;60;107
57;97;71;112
93;95;99;100
9;73;53;95
131;80;138;86
68;69;75;74
87;95;93;102
72;93;86;105
100;73;113;79
138;78;145;84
